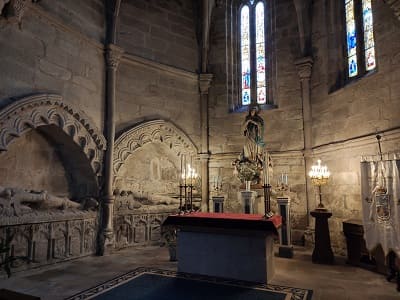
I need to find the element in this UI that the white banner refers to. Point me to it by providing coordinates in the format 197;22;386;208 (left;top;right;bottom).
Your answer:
360;158;400;256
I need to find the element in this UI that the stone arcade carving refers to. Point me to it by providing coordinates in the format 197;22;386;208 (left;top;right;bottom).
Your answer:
0;94;105;273
0;94;106;177
113;120;198;250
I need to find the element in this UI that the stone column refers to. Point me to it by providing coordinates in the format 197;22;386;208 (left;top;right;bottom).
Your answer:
101;43;124;253
295;56;313;225
199;73;213;212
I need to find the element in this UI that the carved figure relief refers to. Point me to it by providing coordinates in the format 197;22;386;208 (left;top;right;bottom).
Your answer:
0;185;98;218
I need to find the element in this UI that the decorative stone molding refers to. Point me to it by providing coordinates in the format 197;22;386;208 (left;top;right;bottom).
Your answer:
113;119;198;176
0;94;106;177
114;211;174;250
106;43;124;70
0;216;98;272
199;73;213;94
295;56;313;80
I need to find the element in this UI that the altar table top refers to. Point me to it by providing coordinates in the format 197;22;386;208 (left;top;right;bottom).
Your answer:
163;212;281;236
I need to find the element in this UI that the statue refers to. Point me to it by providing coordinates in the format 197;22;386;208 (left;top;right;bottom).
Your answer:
233;104;266;185
0;186;98;216
241;103;265;163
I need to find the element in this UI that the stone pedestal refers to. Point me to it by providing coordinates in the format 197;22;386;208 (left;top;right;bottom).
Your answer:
277;197;293;258
239;191;257;214
311;210;334;264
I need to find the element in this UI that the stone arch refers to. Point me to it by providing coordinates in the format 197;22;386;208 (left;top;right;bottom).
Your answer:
113;119;198;179
0;94;106;178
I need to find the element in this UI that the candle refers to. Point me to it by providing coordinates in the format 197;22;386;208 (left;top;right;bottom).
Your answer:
180;155;183;185
184;155;186;186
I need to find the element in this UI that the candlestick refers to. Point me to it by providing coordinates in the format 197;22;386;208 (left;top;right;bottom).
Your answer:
265;151;269;185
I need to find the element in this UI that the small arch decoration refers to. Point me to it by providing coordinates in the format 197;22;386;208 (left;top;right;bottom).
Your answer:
113;119;198;177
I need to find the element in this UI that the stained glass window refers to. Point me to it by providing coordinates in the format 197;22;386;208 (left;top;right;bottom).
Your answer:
239;1;268;107
362;0;376;71
345;0;358;77
240;5;251;105
255;2;266;104
344;0;376;79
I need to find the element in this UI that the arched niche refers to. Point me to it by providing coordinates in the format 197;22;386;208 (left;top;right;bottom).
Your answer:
0;94;106;195
113;120;198;194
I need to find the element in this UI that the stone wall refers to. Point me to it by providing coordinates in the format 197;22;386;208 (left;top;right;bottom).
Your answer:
0;0;105;130
115;59;200;139
118;0;199;72
309;0;400;254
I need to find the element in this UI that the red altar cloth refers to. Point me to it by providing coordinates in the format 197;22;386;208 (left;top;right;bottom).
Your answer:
163;212;281;235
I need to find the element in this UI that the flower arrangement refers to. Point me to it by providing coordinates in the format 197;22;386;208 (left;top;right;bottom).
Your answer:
232;159;261;183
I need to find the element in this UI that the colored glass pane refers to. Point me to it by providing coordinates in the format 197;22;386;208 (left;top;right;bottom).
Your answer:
348;56;358;77
241;5;251;105
257;87;266;105
345;0;358;77
255;2;266;104
362;0;376;71
242;89;251;105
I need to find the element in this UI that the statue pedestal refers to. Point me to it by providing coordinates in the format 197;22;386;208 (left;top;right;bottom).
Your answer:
311;210;334;264
239;191;257;214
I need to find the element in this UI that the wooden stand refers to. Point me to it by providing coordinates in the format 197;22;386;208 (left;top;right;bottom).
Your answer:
311;210;334;264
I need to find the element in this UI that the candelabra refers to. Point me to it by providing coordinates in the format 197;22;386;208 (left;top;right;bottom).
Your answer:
178;161;198;214
308;159;330;210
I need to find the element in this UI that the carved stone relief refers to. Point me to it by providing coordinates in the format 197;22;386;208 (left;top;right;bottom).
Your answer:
0;217;98;274
113;119;197;178
114;212;173;250
112;120;197;249
0;94;106;178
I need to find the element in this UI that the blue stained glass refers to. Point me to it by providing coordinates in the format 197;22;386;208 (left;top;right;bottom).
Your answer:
345;0;358;77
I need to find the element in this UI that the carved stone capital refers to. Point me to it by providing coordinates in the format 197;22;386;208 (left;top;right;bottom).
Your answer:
199;73;213;95
106;43;124;70
295;56;313;81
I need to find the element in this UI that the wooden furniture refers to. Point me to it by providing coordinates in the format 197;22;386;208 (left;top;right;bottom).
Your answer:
343;219;399;291
163;212;281;283
311;210;334;264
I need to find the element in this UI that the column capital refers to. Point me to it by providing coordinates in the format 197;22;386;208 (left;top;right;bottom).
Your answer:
199;73;213;94
106;43;124;70
295;56;313;80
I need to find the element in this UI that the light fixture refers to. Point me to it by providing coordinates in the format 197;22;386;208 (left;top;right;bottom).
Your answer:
308;159;330;210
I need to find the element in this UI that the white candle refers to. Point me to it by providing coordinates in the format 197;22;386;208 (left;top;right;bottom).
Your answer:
180;155;183;185
184;155;186;186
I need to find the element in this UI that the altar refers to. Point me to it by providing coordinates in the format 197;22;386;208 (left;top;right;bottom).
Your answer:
163;212;281;283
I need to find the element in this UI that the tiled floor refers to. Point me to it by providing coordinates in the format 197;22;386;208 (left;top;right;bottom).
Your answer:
0;246;398;300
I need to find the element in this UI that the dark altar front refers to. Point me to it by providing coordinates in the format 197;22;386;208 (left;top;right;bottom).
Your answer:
163;212;281;283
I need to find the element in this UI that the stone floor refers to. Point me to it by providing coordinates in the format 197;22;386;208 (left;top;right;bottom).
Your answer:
0;246;398;300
